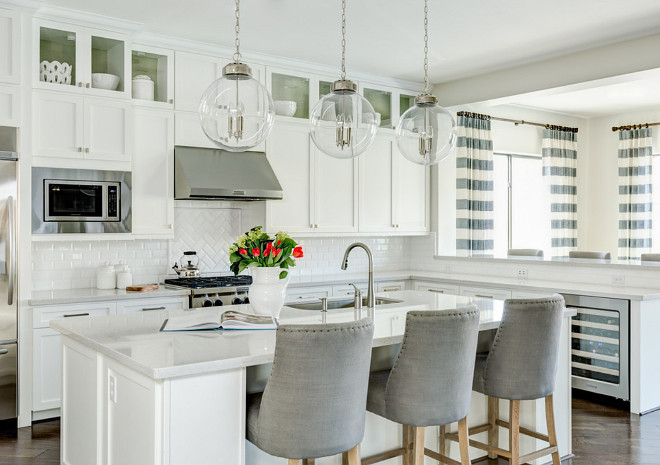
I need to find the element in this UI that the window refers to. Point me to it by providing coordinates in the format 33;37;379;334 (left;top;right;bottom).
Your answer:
652;156;660;248
492;153;551;257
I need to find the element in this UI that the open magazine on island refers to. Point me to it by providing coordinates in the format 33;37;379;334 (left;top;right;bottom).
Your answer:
160;310;277;332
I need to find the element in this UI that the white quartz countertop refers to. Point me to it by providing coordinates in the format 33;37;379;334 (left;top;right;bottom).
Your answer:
29;285;190;306
50;290;575;380
288;269;660;301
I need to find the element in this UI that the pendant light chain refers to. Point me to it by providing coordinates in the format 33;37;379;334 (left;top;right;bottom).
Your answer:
423;0;429;94
341;0;347;80
234;0;241;63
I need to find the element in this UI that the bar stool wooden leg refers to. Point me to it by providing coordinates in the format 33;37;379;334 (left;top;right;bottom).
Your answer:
509;400;520;465
302;460;315;465
545;395;561;465
344;444;361;465
439;424;446;456
411;426;425;465
487;396;498;459
402;425;413;465
457;417;470;465
288;460;300;465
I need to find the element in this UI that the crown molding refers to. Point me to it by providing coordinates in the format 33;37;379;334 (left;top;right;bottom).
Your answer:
32;3;143;34
0;0;40;12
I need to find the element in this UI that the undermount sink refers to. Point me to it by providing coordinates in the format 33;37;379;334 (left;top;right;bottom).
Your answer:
286;297;403;311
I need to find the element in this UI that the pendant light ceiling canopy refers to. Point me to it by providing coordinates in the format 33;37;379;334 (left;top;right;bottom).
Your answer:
199;0;275;152
310;0;380;159
396;0;456;165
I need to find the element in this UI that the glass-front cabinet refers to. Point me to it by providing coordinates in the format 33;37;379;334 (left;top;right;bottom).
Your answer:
34;19;131;98
362;84;393;130
131;44;174;108
269;69;311;120
399;93;417;117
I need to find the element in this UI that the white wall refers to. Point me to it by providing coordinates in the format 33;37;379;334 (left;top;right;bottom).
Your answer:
434;104;588;255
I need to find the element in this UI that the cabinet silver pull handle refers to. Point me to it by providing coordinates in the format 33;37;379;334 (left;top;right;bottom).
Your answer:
474;294;494;299
169;99;174;104
141;306;166;312
85;148;90;153
0;349;8;355
383;287;398;292
86;83;90;88
64;313;89;318
78;82;83;87
428;289;445;293
77;147;82;152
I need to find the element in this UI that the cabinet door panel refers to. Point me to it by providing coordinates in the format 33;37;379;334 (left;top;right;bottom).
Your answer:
394;149;429;232
32;328;62;411
314;148;358;232
174;52;225;112
460;286;511;300
359;137;394;232
33;91;84;158
265;124;314;233
0;9;20;84
0;84;19;126
84;97;131;162
132;109;174;236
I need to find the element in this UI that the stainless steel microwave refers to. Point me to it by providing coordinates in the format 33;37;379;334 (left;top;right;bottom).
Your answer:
32;168;132;234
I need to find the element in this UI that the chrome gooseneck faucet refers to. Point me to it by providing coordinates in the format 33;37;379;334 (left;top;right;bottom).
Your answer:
341;242;375;309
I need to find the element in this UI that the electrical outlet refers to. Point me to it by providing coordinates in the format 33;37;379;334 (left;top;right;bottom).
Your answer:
109;375;117;403
612;275;625;285
516;268;528;278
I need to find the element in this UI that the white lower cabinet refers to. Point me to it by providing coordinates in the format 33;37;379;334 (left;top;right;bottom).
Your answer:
285;286;331;301
132;108;175;237
376;280;407;292
413;281;460;295
32;328;63;412
459;286;512;300
116;296;187;314
511;290;554;299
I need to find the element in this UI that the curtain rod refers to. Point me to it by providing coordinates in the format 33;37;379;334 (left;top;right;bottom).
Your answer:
456;111;579;133
611;122;660;132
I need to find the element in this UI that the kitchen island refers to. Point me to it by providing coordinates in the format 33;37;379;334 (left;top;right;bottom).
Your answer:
51;291;575;465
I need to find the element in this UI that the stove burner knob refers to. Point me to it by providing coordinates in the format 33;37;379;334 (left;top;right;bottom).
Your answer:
243;297;249;304
214;300;224;306
202;299;213;308
232;297;243;305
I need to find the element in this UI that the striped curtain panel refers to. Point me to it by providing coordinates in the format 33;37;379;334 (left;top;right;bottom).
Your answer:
542;128;578;258
618;128;652;261
456;113;494;257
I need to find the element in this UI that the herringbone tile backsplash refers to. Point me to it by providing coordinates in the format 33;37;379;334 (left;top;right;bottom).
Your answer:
31;204;409;291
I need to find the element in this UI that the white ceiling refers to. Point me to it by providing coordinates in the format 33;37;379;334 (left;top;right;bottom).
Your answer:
497;70;660;118
38;0;660;84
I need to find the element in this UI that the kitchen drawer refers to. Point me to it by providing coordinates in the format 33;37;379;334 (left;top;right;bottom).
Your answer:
116;297;188;314
286;286;331;301
376;280;406;293
460;286;511;301
511;290;553;299
413;281;460;295
332;283;368;297
33;301;116;329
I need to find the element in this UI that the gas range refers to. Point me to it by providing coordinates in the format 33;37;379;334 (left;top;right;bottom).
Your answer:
164;275;252;308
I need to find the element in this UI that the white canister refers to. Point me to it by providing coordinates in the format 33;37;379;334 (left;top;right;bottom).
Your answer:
96;262;116;290
132;75;154;101
116;270;133;289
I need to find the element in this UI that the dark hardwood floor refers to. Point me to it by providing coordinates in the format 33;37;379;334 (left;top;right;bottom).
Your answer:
0;393;658;464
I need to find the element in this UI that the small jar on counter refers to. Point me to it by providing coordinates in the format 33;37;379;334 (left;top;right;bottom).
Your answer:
96;262;116;290
115;261;133;289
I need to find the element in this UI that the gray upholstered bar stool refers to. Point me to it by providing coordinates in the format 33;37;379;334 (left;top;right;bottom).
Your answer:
641;253;660;262
246;318;374;465
569;250;612;259
455;295;565;465
362;306;481;465
507;249;544;257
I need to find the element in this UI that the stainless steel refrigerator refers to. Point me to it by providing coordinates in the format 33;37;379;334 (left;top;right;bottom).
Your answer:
0;126;18;422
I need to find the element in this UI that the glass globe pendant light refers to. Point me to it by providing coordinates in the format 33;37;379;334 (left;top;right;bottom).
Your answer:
199;0;274;152
396;0;456;165
310;0;379;159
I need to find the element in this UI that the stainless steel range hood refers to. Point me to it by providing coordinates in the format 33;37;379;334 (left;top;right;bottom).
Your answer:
174;146;283;200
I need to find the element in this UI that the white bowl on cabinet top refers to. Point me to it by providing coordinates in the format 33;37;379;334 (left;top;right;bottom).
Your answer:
274;100;297;117
92;73;120;90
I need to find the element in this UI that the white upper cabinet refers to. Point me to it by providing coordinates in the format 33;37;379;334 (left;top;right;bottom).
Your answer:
174;51;228;112
0;8;20;84
360;83;395;131
313;147;358;233
34;19;131;99
393;146;430;233
33;91;131;166
132;108;174;237
0;84;20;127
359;136;395;232
131;44;174;109
265;123;314;233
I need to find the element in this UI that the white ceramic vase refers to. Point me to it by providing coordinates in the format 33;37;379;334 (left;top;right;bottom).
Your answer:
249;267;289;319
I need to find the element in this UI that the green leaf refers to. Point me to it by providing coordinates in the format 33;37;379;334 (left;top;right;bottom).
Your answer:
229;253;241;263
238;261;248;274
279;270;288;279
